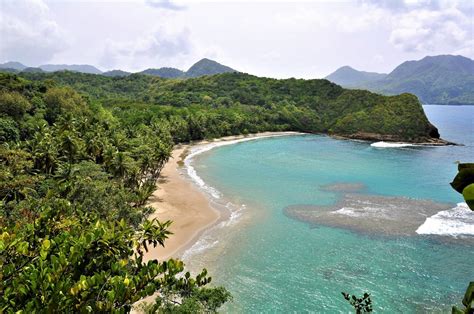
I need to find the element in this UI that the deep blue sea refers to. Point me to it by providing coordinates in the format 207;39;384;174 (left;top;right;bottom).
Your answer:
184;105;474;313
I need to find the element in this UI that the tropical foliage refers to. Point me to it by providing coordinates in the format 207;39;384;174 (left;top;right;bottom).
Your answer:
450;164;474;314
0;74;230;312
451;163;474;210
18;71;437;142
452;282;474;314
341;292;373;313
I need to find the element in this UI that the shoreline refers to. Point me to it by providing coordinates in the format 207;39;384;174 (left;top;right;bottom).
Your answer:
330;133;459;146
143;130;460;262
143;131;302;261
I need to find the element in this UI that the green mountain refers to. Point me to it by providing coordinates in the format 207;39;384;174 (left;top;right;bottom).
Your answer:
17;71;448;144
325;66;387;87
0;68;19;74
40;64;103;74
0;61;27;71
1;58;235;78
22;67;44;73
138;59;236;78
326;55;474;105
185;58;236;77
102;69;131;77
371;55;474;105
0;61;103;74
139;67;184;78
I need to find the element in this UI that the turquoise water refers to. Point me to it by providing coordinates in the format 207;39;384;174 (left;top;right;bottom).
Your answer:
188;105;474;313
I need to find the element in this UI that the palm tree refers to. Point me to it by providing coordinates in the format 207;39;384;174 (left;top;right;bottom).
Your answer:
111;151;134;179
58;130;83;175
29;131;58;175
84;131;104;163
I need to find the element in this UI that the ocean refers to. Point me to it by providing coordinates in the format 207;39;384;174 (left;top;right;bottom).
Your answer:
182;105;474;313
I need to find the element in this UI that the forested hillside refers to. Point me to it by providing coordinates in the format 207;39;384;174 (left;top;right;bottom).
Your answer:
325;66;387;87
371;55;474;106
17;71;443;143
326;55;474;106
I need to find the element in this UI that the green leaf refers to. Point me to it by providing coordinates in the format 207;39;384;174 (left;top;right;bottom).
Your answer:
462;282;474;309
42;239;51;251
451;165;474;194
107;290;115;302
462;184;474;211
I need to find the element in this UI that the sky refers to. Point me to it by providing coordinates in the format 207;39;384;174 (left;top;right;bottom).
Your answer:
0;0;472;78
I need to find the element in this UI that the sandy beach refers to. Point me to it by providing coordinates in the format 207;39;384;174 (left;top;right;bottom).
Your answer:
143;131;301;261
143;145;219;261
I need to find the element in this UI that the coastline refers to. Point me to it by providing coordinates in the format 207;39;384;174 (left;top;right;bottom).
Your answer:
135;120;473;312
143;129;461;263
143;131;302;261
330;133;458;146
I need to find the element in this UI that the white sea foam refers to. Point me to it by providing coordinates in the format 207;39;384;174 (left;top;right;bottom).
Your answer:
182;133;298;259
332;207;359;217
181;203;245;260
371;141;415;148
182;238;219;260
217;203;245;227
331;205;390;219
416;203;474;236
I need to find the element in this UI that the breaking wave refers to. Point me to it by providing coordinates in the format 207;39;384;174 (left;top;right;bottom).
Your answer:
416;203;474;236
371;141;416;148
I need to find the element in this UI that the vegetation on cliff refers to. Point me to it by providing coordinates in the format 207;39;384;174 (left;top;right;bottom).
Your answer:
18;71;440;143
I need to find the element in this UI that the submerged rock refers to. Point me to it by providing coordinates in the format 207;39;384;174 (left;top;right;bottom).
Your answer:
284;185;460;237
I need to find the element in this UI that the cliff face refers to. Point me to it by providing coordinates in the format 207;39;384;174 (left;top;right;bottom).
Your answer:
328;92;449;143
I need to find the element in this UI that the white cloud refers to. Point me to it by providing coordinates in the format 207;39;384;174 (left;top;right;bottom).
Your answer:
388;5;473;57
0;0;68;64
145;0;185;10
373;54;385;64
99;27;192;70
360;0;440;11
335;5;386;33
273;5;385;33
1;0;471;77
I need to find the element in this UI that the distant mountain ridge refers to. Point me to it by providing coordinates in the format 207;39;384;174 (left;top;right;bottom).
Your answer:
139;67;185;78
102;70;131;77
40;64;103;74
0;62;102;74
325;66;387;87
0;61;27;71
185;58;235;77
325;55;474;105
139;59;236;78
0;58;237;78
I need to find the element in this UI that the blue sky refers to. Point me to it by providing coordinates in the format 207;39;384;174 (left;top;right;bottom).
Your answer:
0;0;472;78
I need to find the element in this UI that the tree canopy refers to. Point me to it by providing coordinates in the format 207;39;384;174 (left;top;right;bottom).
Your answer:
0;73;230;312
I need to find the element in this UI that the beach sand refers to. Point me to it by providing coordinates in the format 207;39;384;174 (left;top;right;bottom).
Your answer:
143;131;301;262
143;145;219;261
